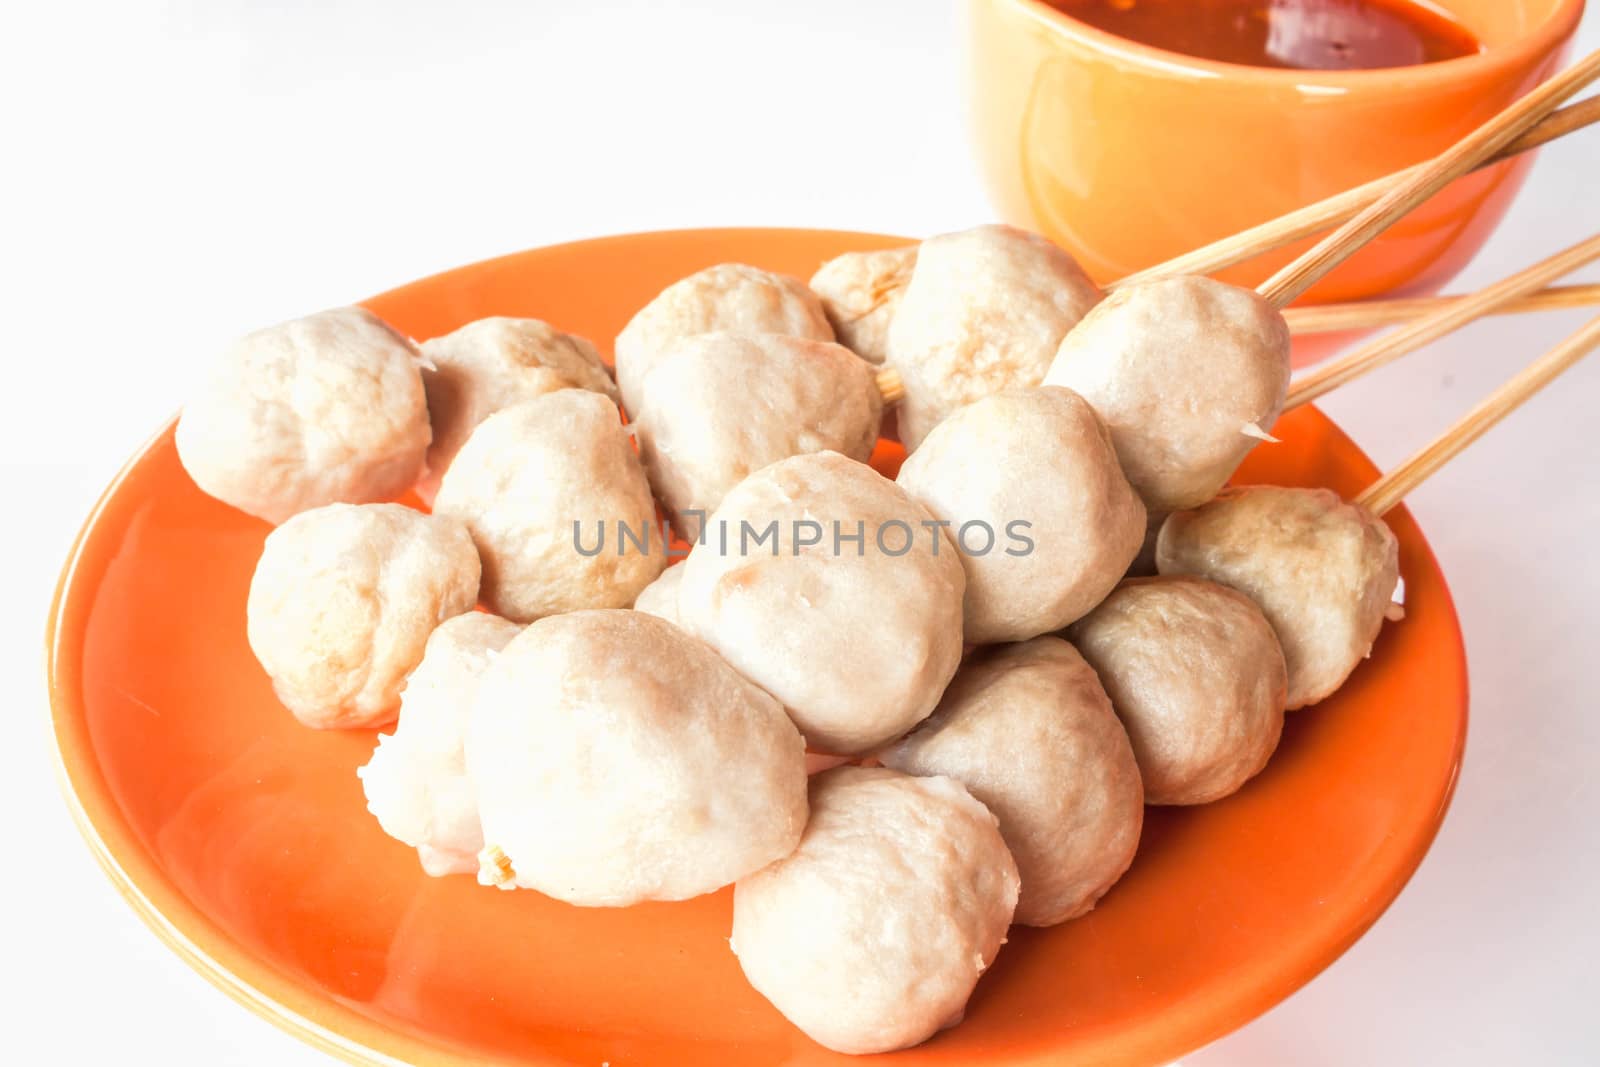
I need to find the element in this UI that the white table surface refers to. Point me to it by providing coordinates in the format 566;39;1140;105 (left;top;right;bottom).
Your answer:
6;2;1596;1064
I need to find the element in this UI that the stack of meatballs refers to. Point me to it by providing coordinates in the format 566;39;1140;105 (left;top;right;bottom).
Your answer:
175;224;1402;1057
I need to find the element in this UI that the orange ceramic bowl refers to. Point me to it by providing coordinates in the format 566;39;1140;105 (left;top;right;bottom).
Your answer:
967;0;1584;303
49;229;1467;1066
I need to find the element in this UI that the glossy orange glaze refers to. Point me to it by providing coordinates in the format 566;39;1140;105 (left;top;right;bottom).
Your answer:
967;0;1583;312
49;229;1467;1066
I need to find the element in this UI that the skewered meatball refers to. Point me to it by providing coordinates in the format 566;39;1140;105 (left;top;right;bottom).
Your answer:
881;636;1143;926
1070;577;1287;804
632;331;881;539
432;390;666;623
678;451;966;755
246;503;480;728
808;245;918;365
177;306;431;524
358;612;522;875
1045;275;1290;512
731;766;1019;1055
896;387;1144;642
613;263;833;415
469;610;807;906
416;317;617;502
885;225;1100;450
1156;486;1400;710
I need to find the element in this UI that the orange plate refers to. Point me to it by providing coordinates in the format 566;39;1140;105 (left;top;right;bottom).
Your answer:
48;228;1466;1067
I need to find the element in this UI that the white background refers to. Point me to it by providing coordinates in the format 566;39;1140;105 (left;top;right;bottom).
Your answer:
4;2;1596;1064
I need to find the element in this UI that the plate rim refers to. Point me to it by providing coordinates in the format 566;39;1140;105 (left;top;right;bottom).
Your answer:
46;227;1470;1067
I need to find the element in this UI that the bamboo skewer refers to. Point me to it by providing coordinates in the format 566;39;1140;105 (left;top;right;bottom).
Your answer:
1257;52;1600;310
1111;95;1600;293
1282;283;1600;335
1285;233;1600;410
1356;312;1600;516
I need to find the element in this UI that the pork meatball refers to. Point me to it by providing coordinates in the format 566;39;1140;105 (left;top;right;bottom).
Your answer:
468;610;808;906
432;390;666;623
730;766;1019;1055
1156;486;1400;710
358;612;522;875
808;245;918;365
613;263;833;415
885;225;1100;450
633;331;881;539
416;317;618;502
176;306;431;524
896;387;1144;643
246;503;480;729
1070;577;1287;804
1045;275;1290;512
678;451;965;755
631;563;685;627
880;636;1143;926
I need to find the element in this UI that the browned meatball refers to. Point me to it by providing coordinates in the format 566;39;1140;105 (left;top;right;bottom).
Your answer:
1071;576;1287;804
1157;486;1400;709
881;636;1144;926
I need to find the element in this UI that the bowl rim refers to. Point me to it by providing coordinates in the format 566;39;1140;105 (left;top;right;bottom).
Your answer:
46;226;1471;1067
1006;0;1586;90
